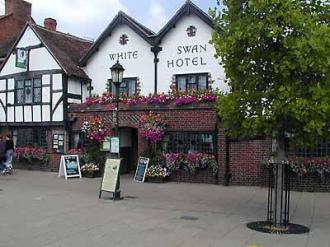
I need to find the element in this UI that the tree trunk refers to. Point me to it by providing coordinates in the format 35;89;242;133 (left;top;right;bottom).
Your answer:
272;132;287;226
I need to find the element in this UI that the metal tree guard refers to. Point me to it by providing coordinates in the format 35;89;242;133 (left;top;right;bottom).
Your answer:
247;160;310;234
267;161;290;227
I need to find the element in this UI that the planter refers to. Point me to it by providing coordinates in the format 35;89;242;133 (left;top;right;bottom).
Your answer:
145;176;169;183
13;159;49;171
170;169;217;184
82;172;100;178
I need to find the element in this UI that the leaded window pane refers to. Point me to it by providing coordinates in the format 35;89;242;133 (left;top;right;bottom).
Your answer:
128;79;136;96
198;75;207;90
16;89;24;104
33;79;41;88
24;81;32;103
16;80;24;89
177;76;186;92
34;87;41;103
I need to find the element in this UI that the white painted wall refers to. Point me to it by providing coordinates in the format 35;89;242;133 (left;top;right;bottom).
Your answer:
0;26;61;76
29;47;61;71
52;74;62;90
157;15;227;93
0;26;65;124
84;24;155;96
67;78;88;104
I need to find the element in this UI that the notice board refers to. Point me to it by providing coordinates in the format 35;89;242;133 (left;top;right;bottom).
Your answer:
134;157;150;183
100;159;121;193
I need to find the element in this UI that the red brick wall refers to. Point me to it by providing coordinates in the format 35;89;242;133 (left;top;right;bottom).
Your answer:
67;103;330;191
229;139;271;186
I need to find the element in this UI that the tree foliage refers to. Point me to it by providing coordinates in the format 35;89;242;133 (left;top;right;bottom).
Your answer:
211;0;330;146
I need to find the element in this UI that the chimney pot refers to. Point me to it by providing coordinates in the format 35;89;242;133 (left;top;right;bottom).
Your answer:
44;18;57;32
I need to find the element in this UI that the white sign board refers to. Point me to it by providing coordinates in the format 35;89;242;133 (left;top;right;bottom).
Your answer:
111;137;119;154
58;155;82;180
100;159;121;193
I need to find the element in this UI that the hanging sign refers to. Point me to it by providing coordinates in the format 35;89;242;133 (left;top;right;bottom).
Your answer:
134;157;150;183
58;155;82;180
100;136;111;151
110;137;119;154
99;159;121;198
16;48;28;69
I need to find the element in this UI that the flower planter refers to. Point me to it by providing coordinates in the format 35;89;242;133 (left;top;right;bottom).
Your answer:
82;172;100;178
146;176;169;183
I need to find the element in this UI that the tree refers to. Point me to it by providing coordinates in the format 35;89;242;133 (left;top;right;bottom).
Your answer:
211;0;330;158
211;0;330;227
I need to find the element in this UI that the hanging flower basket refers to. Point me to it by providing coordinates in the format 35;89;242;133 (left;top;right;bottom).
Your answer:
139;112;166;143
81;116;109;143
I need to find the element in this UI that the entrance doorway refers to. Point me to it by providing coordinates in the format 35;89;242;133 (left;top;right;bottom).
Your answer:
119;127;138;174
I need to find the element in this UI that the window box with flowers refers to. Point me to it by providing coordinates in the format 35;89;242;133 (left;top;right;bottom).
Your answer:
145;165;170;183
80;163;100;178
164;152;218;175
288;157;330;183
14;147;50;170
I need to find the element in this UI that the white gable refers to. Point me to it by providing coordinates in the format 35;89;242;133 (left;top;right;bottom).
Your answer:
157;14;228;93
0;26;61;76
84;24;154;96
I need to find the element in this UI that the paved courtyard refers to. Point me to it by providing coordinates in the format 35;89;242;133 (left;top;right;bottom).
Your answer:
0;170;329;247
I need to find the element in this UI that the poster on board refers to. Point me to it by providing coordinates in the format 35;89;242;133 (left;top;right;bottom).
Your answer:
58;155;82;180
100;159;121;194
134;157;150;183
110;137;119;154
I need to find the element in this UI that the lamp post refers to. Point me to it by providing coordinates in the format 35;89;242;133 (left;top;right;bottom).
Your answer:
110;60;124;200
110;60;125;158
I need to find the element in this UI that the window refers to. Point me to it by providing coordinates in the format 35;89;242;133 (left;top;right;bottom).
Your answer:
296;141;330;157
15;128;48;148
15;78;42;104
111;78;137;97
163;132;215;154
176;73;208;92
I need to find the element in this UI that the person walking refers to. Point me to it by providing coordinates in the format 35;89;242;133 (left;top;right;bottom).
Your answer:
3;134;14;174
0;135;6;172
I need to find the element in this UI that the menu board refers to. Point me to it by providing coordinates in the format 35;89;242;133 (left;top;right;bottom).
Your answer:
134;157;150;183
100;159;121;193
58;155;81;180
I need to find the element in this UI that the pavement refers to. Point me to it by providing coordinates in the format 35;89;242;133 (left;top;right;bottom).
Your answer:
0;170;329;247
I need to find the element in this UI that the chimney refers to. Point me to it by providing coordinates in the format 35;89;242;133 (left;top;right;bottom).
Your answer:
5;0;32;22
44;18;57;32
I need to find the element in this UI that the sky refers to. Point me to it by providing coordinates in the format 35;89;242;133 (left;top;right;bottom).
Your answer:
0;0;219;40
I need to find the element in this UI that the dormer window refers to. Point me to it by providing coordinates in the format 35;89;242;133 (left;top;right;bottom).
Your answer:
15;78;42;104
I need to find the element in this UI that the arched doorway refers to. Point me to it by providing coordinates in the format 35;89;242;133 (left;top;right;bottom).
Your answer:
119;127;138;174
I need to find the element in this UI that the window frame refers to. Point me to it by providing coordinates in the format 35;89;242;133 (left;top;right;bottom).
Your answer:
15;128;48;148
175;73;209;92
111;77;137;97
163;131;216;155
14;77;42;105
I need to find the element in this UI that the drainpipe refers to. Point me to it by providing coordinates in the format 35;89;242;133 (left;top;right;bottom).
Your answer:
151;46;162;95
224;136;232;186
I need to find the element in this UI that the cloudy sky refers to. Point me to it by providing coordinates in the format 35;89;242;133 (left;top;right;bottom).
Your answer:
0;0;219;40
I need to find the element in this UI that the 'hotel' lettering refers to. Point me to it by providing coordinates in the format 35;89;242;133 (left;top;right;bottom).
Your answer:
167;57;207;68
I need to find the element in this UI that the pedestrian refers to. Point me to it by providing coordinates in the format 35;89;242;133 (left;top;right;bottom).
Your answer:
0;135;6;172
2;134;14;174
